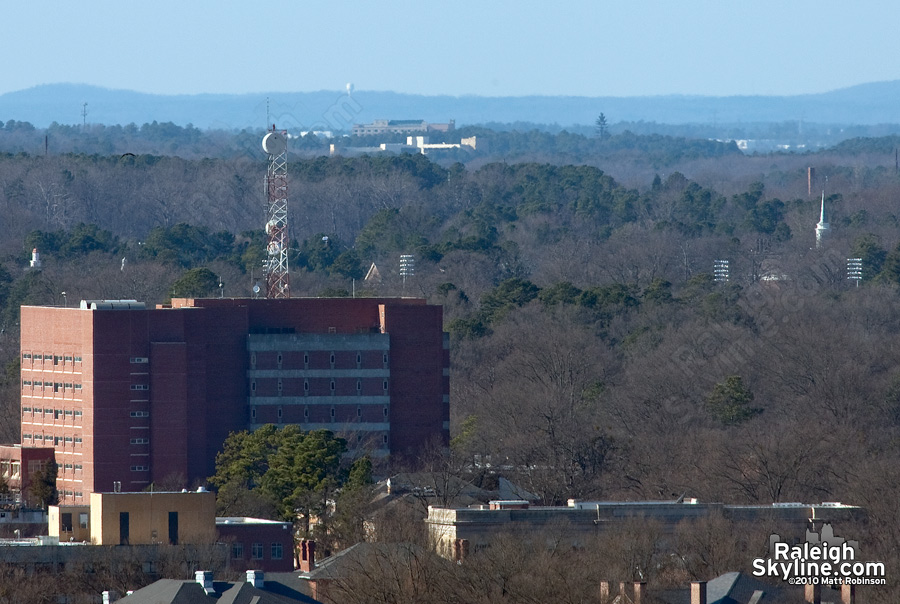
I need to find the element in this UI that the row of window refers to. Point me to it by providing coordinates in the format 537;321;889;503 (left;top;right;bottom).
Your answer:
251;406;389;420
131;465;149;472
59;490;84;499
22;381;83;391
23;407;83;418
130;411;150;418
22;434;83;445
233;542;283;560
61;463;84;471
130;384;149;391
130;438;149;445
251;378;389;394
251;351;388;369
22;353;82;364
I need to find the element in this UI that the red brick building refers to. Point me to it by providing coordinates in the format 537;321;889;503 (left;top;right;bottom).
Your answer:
19;297;449;504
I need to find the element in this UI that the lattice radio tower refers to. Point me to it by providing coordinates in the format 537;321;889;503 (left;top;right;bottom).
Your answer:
262;126;291;298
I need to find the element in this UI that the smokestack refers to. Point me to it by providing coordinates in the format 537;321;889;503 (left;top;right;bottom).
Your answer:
691;581;707;604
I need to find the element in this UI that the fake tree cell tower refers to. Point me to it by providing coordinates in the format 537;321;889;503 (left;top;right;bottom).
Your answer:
262;126;290;298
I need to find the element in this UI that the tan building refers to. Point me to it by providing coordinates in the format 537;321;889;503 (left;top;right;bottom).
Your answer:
49;490;217;545
48;504;91;542
90;490;216;545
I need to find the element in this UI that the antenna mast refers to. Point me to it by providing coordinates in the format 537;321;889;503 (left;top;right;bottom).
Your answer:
262;126;290;298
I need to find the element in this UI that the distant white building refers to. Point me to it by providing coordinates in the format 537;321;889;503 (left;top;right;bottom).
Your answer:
815;191;830;249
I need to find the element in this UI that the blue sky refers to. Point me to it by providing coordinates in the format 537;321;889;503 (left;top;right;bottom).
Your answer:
2;0;898;98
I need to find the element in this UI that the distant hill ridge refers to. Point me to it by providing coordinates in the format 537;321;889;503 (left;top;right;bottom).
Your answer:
3;81;900;130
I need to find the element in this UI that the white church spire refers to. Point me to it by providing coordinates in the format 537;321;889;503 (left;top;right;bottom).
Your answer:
815;191;830;249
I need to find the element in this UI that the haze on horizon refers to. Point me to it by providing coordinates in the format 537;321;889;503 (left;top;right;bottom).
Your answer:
2;0;899;100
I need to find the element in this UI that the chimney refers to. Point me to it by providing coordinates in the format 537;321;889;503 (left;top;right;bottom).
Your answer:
101;591;119;604
246;570;264;589
841;584;855;604
633;581;646;604
691;581;707;604
804;583;821;604
452;538;470;563
299;540;316;572
195;570;215;595
599;581;609;602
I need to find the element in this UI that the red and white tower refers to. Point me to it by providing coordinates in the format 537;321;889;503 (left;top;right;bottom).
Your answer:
262;127;290;298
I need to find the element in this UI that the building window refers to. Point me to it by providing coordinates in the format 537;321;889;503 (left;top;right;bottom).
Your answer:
64;355;73;363
54;356;61;366
61;513;73;532
383;434;388;445
130;438;149;445
330;380;335;394
129;357;148;364
22;353;31;360
330;407;335;421
271;543;283;560
74;437;82;444
277;407;283;422
277;379;283;394
303;353;309;367
130;384;149;391
357;406;362;418
22;407;31;413
250;407;256;421
383;380;389;392
356;352;362;367
304;407;309;419
74;384;82;391
250;380;256;394
232;542;244;559
74;410;83;417
44;408;53;415
74;356;82;363
277;353;283;368
330;352;335;367
304;379;309;394
250;353;256;368
251;543;264;560
79;513;88;529
357;380;362;394
130;465;148;472
22;434;31;441
383;353;389;366
129;411;149;418
384;406;388;418
328;327;336;334
64;383;73;390
54;383;61;392
64;436;73;443
74;464;83;471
